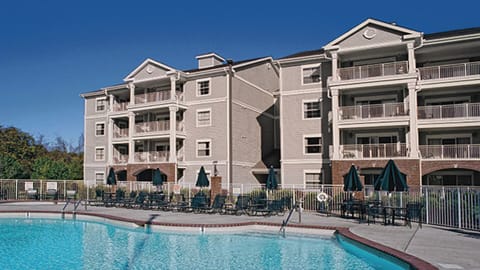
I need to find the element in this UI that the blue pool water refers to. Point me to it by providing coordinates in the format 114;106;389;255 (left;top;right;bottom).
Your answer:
0;218;408;270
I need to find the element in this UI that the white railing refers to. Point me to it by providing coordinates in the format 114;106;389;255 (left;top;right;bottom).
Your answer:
340;143;408;159
420;144;480;159
134;151;169;163
134;90;171;104
339;102;407;120
135;120;170;134
112;102;129;112
419;61;480;80
176;121;184;132
418;103;480;119
113;154;128;164
337;61;408;81
113;127;129;138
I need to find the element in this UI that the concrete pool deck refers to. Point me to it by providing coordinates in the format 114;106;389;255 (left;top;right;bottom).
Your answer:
0;202;479;270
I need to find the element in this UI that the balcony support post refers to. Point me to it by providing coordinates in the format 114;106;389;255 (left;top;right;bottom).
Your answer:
408;83;419;158
331;50;339;81
129;82;135;105
407;42;416;74
128;112;135;163
107;118;113;165
169;105;178;182
331;88;340;159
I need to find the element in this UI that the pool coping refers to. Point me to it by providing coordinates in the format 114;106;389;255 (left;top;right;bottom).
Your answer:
0;210;437;270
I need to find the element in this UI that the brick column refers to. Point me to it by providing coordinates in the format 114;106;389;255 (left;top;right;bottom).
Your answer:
210;176;222;205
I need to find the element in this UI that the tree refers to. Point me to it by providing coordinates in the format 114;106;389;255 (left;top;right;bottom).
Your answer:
0;154;28;179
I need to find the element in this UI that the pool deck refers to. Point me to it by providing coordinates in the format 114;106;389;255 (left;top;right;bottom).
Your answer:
1;202;479;270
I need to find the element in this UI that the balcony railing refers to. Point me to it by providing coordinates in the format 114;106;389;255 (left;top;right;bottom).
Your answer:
134;151;169;163
134;90;171;104
113;154;128;164
339;102;407;120
113;102;129;112
418;61;480;80
135;120;170;134
418;103;480;120
337;61;408;81
113;127;129;138
420;144;480;159
340;143;407;159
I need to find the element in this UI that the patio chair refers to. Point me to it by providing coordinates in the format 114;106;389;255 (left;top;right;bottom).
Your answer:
406;202;424;228
251;199;285;217
224;195;251;215
148;192;168;210
187;192;209;213
366;200;384;225
126;191;148;209
204;194;227;214
105;189;125;207
45;189;58;200
26;189;39;200
88;189;105;206
167;194;188;212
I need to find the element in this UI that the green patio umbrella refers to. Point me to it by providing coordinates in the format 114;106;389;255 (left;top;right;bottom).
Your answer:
266;166;278;190
152;168;165;191
195;166;210;188
343;165;363;192
374;159;408;192
106;167;117;186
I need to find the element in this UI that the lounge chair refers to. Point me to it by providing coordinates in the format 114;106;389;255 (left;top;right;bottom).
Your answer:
148;192;168;210
224;195;250;215
167;194;188;212
204;194;227;214
187;192;209;213
88;189;105;206
249;199;285;216
46;189;58;200
26;189;38;200
126;191;148;209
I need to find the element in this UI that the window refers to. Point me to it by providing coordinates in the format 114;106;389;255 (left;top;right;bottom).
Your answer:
96;98;106;112
95;172;104;184
305;172;322;187
95;147;105;161
197;140;211;157
95;123;105;136
304;136;322;154
197;109;211;127
197;80;210;96
302;65;321;84
303;101;321;119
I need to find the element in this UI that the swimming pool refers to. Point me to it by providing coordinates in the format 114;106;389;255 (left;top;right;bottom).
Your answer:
0;217;408;270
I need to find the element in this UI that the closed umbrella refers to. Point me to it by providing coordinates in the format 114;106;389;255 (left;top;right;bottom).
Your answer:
266;166;278;190
195;166;210;188
107;168;117;186
152;168;165;191
343;165;363;192
374;160;408;192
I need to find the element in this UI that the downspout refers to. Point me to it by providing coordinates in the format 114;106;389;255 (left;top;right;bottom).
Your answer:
225;60;235;195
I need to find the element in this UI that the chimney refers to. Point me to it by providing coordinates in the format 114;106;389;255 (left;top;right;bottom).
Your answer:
196;53;226;69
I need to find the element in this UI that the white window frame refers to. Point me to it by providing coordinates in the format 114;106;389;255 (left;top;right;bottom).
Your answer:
302;99;322;120
95;171;105;183
304;170;323;187
303;134;322;155
196;78;211;97
196;108;212;127
196;139;212;158
95;122;105;137
95;97;107;112
95;146;105;161
301;64;322;85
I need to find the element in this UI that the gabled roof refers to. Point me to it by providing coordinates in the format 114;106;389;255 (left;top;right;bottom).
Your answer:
279;48;325;60
323;18;421;50
123;58;176;82
183;56;270;73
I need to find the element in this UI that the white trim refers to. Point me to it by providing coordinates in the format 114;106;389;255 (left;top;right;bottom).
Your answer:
281;88;325;96
279;64;285;186
95;121;106;137
84;163;107;168
303;134;322;155
196;108;212;127
232;161;257;167
232;100;275;118
86;115;108;120
301;63;322;85
94;146;105;161
234;75;274;97
95;97;107;112
124;58;176;81
196;78;212;97
282;159;327;164
196;53;225;62
302;99;322;120
196;139;212;158
233;57;272;69
323;18;421;50
186;97;226;106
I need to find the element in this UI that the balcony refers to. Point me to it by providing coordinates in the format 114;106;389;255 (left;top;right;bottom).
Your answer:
135;120;170;134
420;144;480;159
113;127;129;139
113;102;129;112
418;103;480;120
337;61;408;81
418;61;480;80
134;90;171;104
134;151;169;163
340;143;407;159
113;154;128;164
339;102;407;120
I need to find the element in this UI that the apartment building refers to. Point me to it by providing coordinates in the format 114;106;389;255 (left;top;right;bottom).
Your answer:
82;18;480;188
81;53;279;188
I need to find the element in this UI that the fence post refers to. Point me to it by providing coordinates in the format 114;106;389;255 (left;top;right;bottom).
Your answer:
15;179;18;200
425;188;429;224
39;180;43;201
457;188;462;229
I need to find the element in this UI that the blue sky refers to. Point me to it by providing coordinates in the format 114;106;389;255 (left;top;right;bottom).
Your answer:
0;0;478;146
